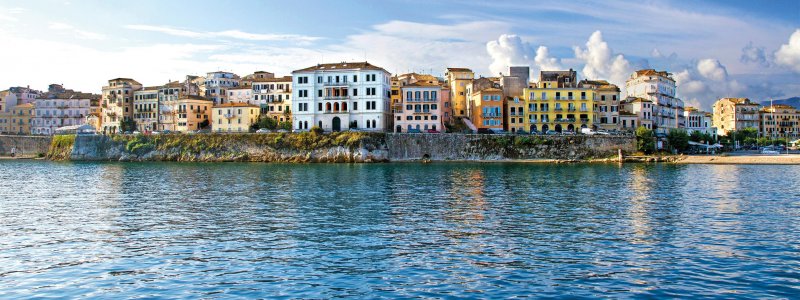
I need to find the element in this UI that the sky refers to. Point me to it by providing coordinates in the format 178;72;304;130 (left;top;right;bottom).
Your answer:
0;0;798;110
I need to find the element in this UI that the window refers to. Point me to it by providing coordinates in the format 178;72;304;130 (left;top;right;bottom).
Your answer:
353;75;358;82
318;103;323;111
318;90;323;97
366;88;376;96
353;89;358;96
353;102;358;110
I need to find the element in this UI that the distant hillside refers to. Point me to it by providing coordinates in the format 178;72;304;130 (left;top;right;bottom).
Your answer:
762;97;800;108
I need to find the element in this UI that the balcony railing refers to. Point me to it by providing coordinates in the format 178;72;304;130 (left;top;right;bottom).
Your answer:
481;114;502;118
567;108;576;112
413;110;432;114
580;118;590;123
324;96;350;100
554;108;563;112
556;118;576;123
223;113;237;119
323;82;350;87
323;110;348;114
406;98;438;103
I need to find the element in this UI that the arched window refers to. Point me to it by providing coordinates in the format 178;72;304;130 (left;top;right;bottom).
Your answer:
304;121;308;129
334;102;340;112
318;121;322;128
372;120;376;128
326;103;332;112
366;120;371;128
298;121;302;129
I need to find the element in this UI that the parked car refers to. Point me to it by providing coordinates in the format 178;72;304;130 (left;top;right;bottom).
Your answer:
151;131;161;135
426;129;440;133
529;130;540;135
256;128;271;133
761;147;780;154
562;131;575;135
476;128;493;134
580;128;596;135
132;131;141;135
545;130;558;135
277;129;289;133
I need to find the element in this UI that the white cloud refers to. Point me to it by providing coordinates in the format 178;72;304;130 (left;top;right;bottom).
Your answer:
775;29;800;72
487;34;534;76
573;31;633;86
534;46;561;71
125;24;321;44
48;22;106;40
697;58;728;81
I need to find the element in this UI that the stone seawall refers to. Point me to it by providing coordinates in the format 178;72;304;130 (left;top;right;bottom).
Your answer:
385;133;635;161
54;133;635;162
0;135;52;157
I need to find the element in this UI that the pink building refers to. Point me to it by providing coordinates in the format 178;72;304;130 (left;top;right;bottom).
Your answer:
393;82;446;133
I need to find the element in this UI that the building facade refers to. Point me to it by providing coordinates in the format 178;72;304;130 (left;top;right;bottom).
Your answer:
445;68;474;118
204;71;240;105
133;87;159;132
393;82;444;132
581;80;620;131
684;107;717;138
523;70;595;133
248;76;292;123
471;87;505;130
292;62;391;132
620;97;654;131
102;78;142;134
712;97;760;136
506;96;526;133
759;104;799;140
212;102;260;133
33;92;97;135
174;96;212;132
0;103;34;134
625;69;685;133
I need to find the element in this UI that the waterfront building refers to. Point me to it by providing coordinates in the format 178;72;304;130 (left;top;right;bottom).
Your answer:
174;96;212;132
227;86;253;104
0;103;34;134
246;75;292;123
204;71;240;105
445;67;475;118
102;78;142;134
505;96;525;133
684;107;717;138
712;97;760;136
470;83;505;131
759;104;799;140
620;97;654;131
133;87;159;132
619;112;640;132
0;86;42;112
580;80;620;131
393;81;445;133
522;69;596;133
625;69;685;133
33;86;99;135
158;79;201;132
291;62;391;132
212;102;260;133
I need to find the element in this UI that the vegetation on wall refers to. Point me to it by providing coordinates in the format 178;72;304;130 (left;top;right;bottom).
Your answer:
46;134;76;160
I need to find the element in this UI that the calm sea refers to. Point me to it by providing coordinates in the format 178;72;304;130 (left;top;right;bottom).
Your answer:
1;161;799;298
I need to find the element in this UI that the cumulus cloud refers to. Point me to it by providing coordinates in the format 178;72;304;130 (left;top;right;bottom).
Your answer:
674;59;755;109
697;59;729;81
534;46;561;71
740;42;770;67
487;34;534;76
573;31;633;86
775;29;800;72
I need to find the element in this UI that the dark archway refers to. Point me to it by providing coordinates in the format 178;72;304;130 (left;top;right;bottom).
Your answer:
332;117;341;132
530;124;537;132
554;124;562;133
396;125;402;133
541;124;548;132
567;124;575;132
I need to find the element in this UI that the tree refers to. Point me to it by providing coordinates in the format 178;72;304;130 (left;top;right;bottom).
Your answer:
121;119;137;133
635;126;655;154
690;130;703;143
254;116;278;130
667;129;690;153
310;126;324;135
278;121;292;131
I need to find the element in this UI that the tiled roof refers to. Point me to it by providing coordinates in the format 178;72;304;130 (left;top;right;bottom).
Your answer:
633;69;672;79
214;102;259;108
248;75;293;83
293;61;388;73
446;67;473;72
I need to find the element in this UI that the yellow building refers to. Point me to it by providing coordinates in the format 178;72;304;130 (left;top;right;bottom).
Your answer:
712;97;759;136
174;96;212;132
759;104;799;140
445;67;474;118
505;97;525;133
0;103;34;134
212;102;260;133
523;69;595;133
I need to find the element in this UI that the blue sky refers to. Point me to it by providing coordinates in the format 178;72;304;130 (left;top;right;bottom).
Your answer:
0;0;798;109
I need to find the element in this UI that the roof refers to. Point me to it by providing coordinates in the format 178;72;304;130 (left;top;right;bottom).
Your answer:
540;69;576;82
108;78;141;85
446;67;473;73
248;75;293;83
633;69;672;79
721;97;756;105
623;97;652;103
293;61;388;73
162;81;182;88
214;102;259;108
38;92;101;100
14;103;34;109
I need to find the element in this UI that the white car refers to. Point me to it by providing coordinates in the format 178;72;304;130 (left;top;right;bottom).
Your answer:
256;128;271;133
761;147;780;154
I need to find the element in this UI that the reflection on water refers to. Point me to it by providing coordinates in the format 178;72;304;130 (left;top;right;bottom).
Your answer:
1;161;799;298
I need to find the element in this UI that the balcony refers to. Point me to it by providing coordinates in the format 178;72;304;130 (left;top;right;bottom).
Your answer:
223;113;237;119
554;108;563;112
567;108;576;112
580;118;590;123
580;108;589;112
482;114;502;118
324;96;350;100
406;98;438;103
556;118;576;123
413;110;432;115
323;81;350;87
323;110;348;114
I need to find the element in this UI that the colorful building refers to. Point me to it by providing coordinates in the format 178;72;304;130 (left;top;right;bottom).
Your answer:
102;78;142;134
33;85;99;135
393;81;445;132
522;69;595;133
246;75;292;123
505;96;525;133
133;87;159;132
174;96;212;132
445;68;474;118
712;97;760;136
212;102;260;133
204;71;240;105
0;103;34;134
581;80;620;131
620;97;654;131
684;107;717;138
470;87;504;130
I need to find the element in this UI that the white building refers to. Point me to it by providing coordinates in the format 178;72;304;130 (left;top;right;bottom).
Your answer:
291;62;391;132
33;92;98;135
248;75;293;123
625;69;685;134
204;71;240;105
684;107;717;139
